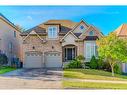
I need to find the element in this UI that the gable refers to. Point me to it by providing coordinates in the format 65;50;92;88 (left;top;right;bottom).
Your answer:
64;33;76;42
23;35;43;44
23;30;43;41
61;32;77;46
114;24;127;36
79;26;103;39
29;30;37;35
72;21;89;33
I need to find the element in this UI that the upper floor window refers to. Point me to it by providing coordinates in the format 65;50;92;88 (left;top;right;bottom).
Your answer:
48;26;57;38
80;25;84;30
89;31;94;36
14;31;16;38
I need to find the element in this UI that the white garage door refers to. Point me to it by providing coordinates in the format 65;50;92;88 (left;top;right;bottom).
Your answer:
24;52;43;68
122;63;127;73
45;52;62;68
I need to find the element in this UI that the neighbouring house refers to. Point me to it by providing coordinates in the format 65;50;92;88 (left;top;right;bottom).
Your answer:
20;20;103;68
0;13;22;66
114;24;127;73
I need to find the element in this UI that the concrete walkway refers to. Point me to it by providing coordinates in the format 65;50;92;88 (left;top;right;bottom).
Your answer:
64;78;127;84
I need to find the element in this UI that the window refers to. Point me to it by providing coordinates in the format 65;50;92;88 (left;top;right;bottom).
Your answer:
48;26;57;38
14;31;16;38
80;25;84;30
89;31;94;36
85;42;96;59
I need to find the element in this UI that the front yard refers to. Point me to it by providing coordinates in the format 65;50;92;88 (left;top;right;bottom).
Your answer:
63;81;127;89
0;66;16;74
63;69;127;89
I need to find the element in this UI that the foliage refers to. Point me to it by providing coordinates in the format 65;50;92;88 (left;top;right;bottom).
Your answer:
76;55;85;62
96;32;127;76
97;57;104;69
66;55;85;68
0;54;8;67
89;56;98;69
15;24;26;32
114;64;122;74
102;61;111;71
67;59;82;68
0;66;16;74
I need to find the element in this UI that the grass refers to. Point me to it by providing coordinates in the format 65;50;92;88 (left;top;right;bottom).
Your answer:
64;69;127;81
0;66;16;74
63;69;127;89
63;81;127;89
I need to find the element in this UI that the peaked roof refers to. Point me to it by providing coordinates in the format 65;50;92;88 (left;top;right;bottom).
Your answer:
21;19;102;39
0;13;20;31
114;24;127;36
21;26;46;36
21;20;78;36
43;20;77;28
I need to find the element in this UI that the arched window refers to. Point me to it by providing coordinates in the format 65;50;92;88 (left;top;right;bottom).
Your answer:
80;25;84;30
89;31;94;36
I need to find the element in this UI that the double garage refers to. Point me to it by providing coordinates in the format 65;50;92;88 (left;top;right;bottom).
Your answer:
24;51;62;68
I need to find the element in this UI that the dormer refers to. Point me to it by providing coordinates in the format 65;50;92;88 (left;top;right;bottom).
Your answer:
44;22;60;40
48;26;58;39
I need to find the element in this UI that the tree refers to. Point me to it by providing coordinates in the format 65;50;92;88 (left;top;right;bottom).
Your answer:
96;32;127;76
76;55;85;64
15;24;26;32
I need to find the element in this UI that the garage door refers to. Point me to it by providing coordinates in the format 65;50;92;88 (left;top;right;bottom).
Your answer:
122;63;127;73
24;51;43;68
45;52;62;68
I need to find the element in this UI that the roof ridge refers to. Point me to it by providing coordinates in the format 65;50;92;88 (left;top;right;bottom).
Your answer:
0;13;20;32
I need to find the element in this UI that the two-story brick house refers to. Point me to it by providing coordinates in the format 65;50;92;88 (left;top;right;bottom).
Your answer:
0;13;22;65
21;20;103;68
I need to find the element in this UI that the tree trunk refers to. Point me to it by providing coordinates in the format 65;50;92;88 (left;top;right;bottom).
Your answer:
111;66;114;77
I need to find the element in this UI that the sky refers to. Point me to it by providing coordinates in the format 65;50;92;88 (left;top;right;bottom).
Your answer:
1;6;127;35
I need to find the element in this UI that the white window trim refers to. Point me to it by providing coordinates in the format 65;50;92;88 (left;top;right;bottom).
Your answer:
85;41;96;59
48;26;58;39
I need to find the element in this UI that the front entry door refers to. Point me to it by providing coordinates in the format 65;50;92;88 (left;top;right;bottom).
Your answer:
67;48;73;60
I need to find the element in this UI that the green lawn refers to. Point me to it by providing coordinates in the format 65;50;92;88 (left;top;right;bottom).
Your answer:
63;81;127;89
64;69;127;81
63;69;127;89
0;66;16;74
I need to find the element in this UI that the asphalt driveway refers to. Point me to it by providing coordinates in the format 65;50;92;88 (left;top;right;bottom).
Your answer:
0;68;63;89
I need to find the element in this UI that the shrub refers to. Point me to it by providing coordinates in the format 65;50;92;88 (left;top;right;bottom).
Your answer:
66;55;85;69
97;58;103;69
76;55;85;61
67;59;82;68
114;64;122;74
89;56;98;69
0;54;8;67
